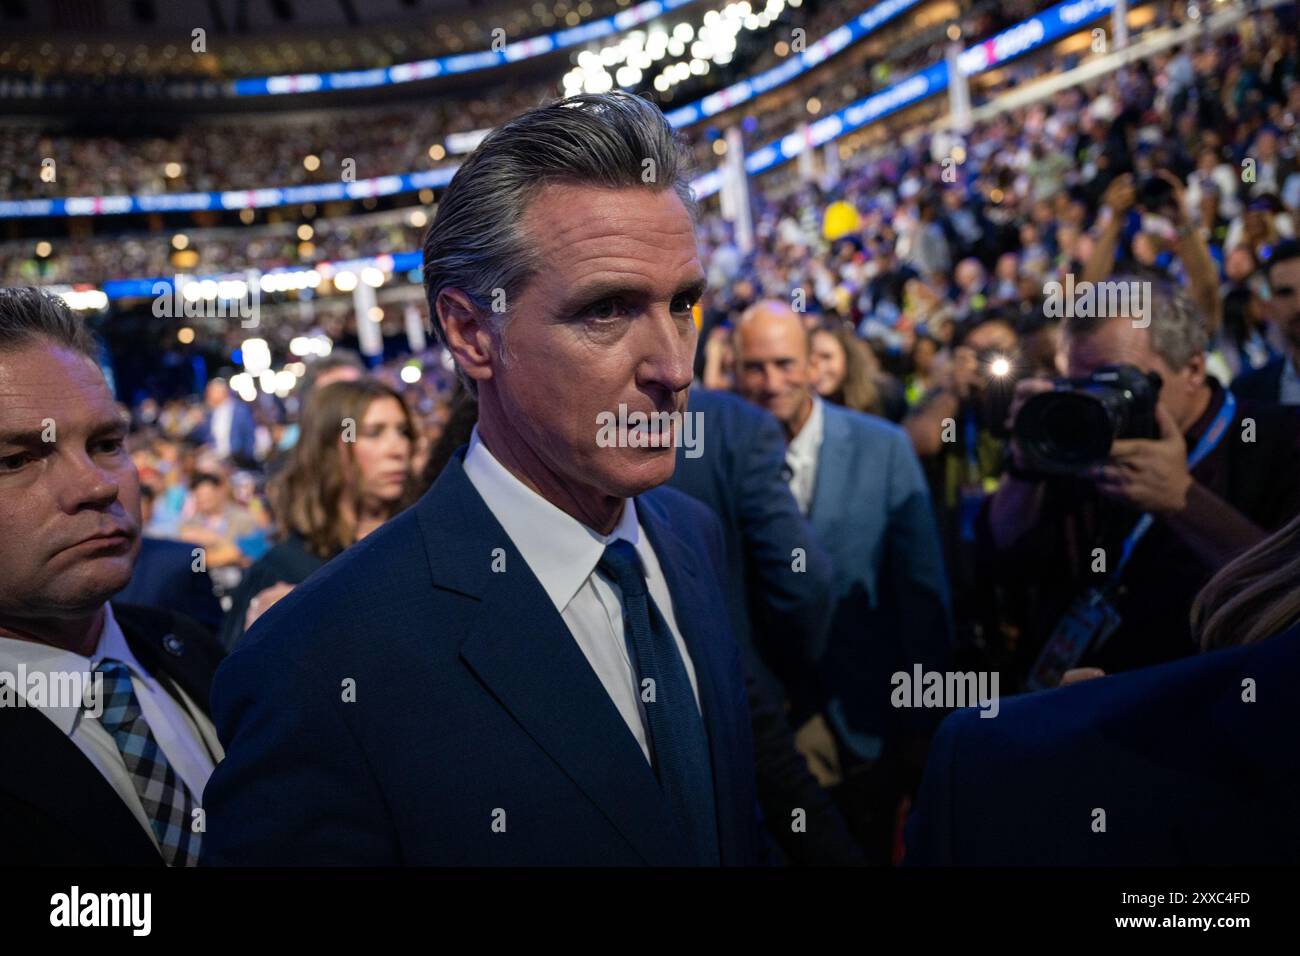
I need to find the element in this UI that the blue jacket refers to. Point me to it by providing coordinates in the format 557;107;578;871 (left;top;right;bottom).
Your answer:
201;450;762;865
117;537;223;634
670;388;834;706
905;623;1300;865
809;401;952;758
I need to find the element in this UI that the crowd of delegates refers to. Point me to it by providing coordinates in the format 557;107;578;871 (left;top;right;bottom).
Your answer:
4;6;1300;865
0;0;1171;291
0;0;997;202
1;212;424;287
2;0;643;82
116;347;456;639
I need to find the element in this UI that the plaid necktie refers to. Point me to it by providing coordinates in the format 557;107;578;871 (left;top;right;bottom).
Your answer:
597;540;720;865
92;660;201;867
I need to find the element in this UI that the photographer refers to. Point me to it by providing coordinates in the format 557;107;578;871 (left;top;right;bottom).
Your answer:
984;280;1300;690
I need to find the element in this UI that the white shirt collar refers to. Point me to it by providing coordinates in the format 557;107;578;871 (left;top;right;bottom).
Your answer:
462;427;645;615
0;604;146;736
787;394;825;464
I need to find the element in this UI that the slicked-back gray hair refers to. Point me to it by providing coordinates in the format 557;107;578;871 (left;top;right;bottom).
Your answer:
1064;273;1208;370
422;91;699;393
0;286;98;359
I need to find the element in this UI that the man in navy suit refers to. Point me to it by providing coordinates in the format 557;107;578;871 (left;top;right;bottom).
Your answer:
201;92;762;865
905;623;1300;864
671;387;864;864
734;301;952;861
192;378;256;467
0;288;224;866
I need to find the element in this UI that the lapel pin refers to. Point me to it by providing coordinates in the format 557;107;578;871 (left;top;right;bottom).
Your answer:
163;634;185;656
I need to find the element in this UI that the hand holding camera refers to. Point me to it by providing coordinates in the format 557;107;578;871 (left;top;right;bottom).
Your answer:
1088;404;1192;514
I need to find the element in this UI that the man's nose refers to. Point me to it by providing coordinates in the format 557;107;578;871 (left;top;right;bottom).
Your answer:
637;310;695;395
56;451;121;514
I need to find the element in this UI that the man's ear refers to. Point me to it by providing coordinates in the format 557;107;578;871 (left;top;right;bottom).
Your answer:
1183;351;1207;390
436;288;496;385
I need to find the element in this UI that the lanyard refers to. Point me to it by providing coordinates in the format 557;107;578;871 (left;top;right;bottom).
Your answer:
1110;390;1237;581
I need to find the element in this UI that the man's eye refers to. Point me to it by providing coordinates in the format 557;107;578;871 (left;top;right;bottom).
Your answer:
671;292;701;313
95;438;125;455
587;298;629;322
0;452;34;472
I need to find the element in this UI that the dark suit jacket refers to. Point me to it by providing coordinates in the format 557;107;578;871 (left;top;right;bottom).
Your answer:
670;388;834;703
905;623;1300;865
118;537;224;633
202;451;762;866
1231;355;1286;404
671;388;863;865
218;533;327;652
0;604;224;865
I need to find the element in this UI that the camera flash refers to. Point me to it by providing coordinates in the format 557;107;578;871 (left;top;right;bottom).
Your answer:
989;356;1012;378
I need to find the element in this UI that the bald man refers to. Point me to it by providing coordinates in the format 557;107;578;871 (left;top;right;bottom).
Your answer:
733;302;952;862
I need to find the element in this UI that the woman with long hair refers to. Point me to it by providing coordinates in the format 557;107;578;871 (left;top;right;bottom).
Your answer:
220;378;417;649
1191;510;1300;651
809;323;907;421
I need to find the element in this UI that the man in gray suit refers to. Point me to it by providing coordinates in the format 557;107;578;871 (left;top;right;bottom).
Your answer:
734;301;952;862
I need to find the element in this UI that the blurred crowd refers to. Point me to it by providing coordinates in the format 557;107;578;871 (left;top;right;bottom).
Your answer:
0;0;631;80
1;0;984;201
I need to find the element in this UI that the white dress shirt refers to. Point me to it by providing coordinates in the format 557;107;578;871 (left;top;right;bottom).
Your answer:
0;604;221;850
210;399;234;457
462;427;701;763
1282;354;1300;407
784;394;825;515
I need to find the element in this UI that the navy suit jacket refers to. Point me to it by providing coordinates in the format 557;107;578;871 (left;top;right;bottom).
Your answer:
193;401;256;463
118;537;224;634
0;604;223;865
1230;355;1286;405
201;450;762;865
905;623;1300;865
670;388;834;705
809;401;952;757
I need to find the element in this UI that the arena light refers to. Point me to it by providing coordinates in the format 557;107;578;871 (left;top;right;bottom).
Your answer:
360;266;385;288
6;3;927;219
241;338;272;375
333;270;359;292
400;364;422;384
53;288;109;311
229;373;258;402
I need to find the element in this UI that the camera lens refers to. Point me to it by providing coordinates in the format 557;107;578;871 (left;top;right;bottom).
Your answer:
1019;392;1115;470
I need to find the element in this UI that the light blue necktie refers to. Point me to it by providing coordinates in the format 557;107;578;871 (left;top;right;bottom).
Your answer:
93;660;201;866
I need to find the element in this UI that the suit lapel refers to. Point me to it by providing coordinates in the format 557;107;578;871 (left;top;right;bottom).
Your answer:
113;605;222;762
808;403;851;533
637;492;747;865
0;705;163;865
425;457;693;866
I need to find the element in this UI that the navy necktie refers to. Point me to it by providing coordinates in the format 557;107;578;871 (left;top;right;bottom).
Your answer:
597;539;721;866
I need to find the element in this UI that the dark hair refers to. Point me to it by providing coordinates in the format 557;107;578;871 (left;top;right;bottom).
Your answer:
0;286;99;358
422;91;697;395
1265;239;1300;278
